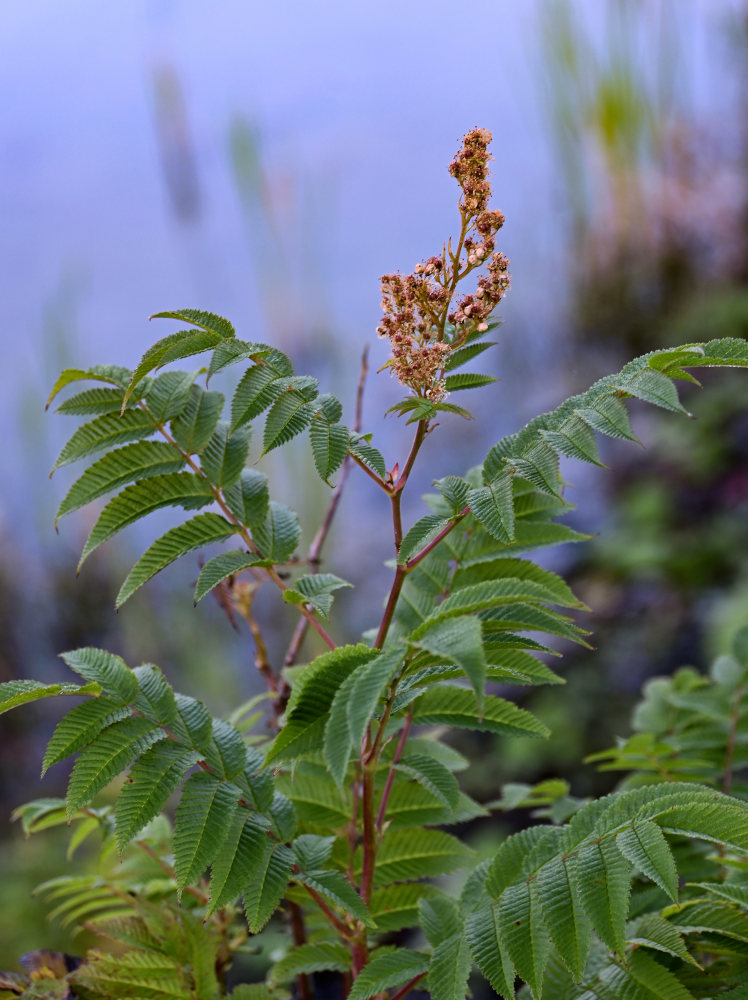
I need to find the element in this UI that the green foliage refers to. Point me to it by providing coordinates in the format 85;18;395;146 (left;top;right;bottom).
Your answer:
6;133;748;999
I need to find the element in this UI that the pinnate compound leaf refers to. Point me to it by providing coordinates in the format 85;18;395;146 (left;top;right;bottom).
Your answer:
0;679;100;717
619;948;697;1000
413;616;487;710
282;573;352;619
468;469;515;542
42;697;130;774
410;686;549;739
347;948;429;1000
46;365;132;409
116;513;238;607
131;663;178;726
629;913;700;968
174;772;240;892
78;472;215;568
55;441;185;522
576;837;631;955
171;384;224;454
224;469;269;527
150;308;235;339
616;819;679;902
66;716;163;815
172;693;213;747
56;384;144;416
507;441;562;498
201;422;251;488
52;409;158;471
207;812;267;915
542;414;604;467
272;942;351;983
61;647;138;702
208;338;272;378
310;417;349;482
194;551;267;604
252;501;300;563
244;842;293;933
610;368;687;413
201;718;248;780
115;742;198;851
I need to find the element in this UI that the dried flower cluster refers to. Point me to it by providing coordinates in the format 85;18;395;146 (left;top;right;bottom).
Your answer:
377;128;511;402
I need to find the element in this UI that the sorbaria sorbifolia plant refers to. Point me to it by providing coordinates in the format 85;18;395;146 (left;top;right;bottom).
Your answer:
3;130;748;1000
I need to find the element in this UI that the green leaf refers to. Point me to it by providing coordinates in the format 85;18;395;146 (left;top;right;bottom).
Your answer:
453;557;583;608
60;647;138;702
575;393;638;441
131;663;178;725
296;868;373;925
413;616;487;710
52;409;157;471
428;932;472;1000
616;819;679;902
537;854;592;979
263;390;316;454
610;368;687;413
224;469;269;527
410;686;549;739
444;340;496;371
78;472;214;568
201;422;251;488
46;365;132;409
347;647;404;750
0;679;100;717
623;949;697;1000
231;365;286;430
55;441;185;522
272;942;351;983
244;842;293;933
466;901;516;1000
370;884;442;932
282;573;352;619
174;772;240;891
171;384;224;454
398;514;451;565
443;372;497;391
172;693;213;747
310;418;349;483
395;754;460;810
126;330;223;403
468;470;515;542
145;369;197;421
499;879;548;1000
207;812;268;915
576;837;631;955
253;501;300;563
116;513;238;607
347;948;429;1000
194;551;266;604
66;716;162;815
542;414;604;467
507;441;562;498
373;827;475;885
629;913;700;968
56;384;145;416
268;644;379;765
208;339;272;378
115;742;197;851
42;697;130;774
348;435;386;479
150;308;235;339
201;719;248;779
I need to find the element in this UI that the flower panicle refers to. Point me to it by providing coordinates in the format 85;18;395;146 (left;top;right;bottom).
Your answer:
377;128;510;403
